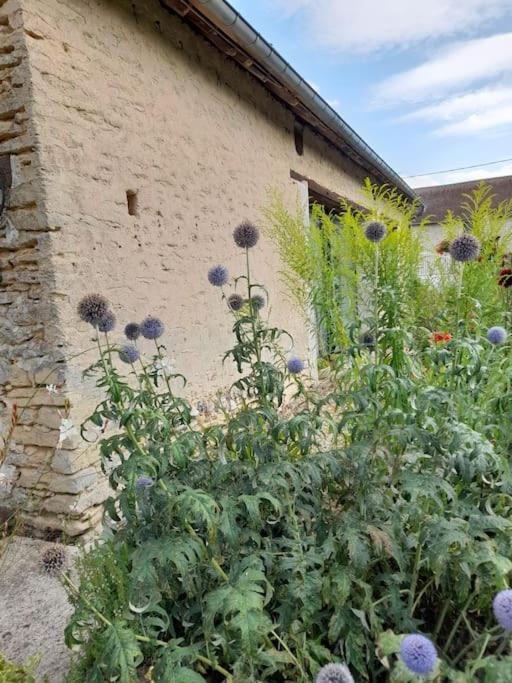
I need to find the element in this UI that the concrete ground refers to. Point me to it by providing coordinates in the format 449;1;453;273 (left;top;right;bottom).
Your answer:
0;537;78;682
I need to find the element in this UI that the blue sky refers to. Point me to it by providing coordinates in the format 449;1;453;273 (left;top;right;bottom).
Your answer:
230;0;512;187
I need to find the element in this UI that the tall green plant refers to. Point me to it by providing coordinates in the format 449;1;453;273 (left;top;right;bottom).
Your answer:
264;180;428;369
63;204;512;682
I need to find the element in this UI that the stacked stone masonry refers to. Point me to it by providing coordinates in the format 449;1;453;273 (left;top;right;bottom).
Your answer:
0;0;105;537
0;0;375;537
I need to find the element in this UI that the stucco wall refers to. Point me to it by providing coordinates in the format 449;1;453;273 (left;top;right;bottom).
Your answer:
5;0;378;535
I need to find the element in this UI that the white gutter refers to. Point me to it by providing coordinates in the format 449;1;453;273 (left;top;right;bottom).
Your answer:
191;0;418;203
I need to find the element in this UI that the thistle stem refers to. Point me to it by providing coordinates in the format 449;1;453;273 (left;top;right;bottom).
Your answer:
62;573;233;681
449;264;465;395
246;246;262;367
408;539;422;616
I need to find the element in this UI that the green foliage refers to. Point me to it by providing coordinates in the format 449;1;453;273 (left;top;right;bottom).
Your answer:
65;182;512;681
264;181;429;369
0;653;39;682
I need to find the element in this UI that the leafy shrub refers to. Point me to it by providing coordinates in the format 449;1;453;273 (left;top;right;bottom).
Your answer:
0;652;38;682
64;195;512;681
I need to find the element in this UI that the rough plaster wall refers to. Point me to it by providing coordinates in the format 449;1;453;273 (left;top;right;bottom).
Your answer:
11;0;374;534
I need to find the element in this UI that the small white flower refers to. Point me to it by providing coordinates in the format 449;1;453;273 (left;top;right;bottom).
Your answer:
59;418;78;445
155;356;176;376
46;384;59;395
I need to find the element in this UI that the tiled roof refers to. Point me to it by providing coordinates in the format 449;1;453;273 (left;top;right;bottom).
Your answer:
415;175;512;224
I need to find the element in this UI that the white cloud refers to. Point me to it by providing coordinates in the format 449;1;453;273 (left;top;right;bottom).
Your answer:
398;84;512;136
409;162;512;188
374;33;512;105
271;0;512;53
402;86;512;122
436;105;512;136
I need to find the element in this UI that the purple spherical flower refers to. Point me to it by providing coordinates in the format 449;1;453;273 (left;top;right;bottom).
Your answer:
287;357;305;374
360;331;375;349
77;294;109;326
250;294;265;311
449;234;481;262
119;344;140;364
487;326;507;345
228;293;244;311
493;589;512;630
140;316;165;339
41;546;66;576
124;322;140;341
364;220;386;243
400;634;437;676
208;265;229;287
97;310;116;333
233;221;259;249
135;476;154;490
316;663;354;683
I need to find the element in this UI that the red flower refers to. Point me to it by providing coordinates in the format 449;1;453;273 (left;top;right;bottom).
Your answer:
498;268;512;288
431;331;452;344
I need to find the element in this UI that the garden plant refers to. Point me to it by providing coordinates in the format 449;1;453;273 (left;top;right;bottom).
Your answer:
63;183;512;681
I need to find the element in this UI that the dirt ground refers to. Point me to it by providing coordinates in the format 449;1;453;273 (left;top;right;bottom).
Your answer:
0;537;78;682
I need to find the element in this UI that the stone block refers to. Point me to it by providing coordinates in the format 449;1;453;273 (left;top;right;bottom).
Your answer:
37;406;63;430
12;425;59;447
34;365;65;386
46;467;97;494
7;388;67;406
8;207;44;232
42;480;110;515
5;445;51;468
16;466;51;489
51;448;95;475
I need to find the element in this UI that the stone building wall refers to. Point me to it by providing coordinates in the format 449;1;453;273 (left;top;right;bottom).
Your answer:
0;0;105;536
1;0;380;537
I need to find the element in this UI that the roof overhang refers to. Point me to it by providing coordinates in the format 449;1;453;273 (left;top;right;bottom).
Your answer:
159;0;419;205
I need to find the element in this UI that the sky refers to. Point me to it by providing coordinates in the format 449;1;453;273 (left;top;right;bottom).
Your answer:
230;0;512;188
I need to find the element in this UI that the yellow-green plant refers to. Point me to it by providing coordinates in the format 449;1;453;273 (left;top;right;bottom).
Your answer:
432;182;512;330
264;180;428;368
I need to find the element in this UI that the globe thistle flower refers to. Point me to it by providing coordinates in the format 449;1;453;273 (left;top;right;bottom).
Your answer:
250;294;265;311
493;589;512;630
435;238;451;255
233;221;259;249
399;634;437;676
140;316;165;339
449;234;481;262
77;294;108;326
41;546;66;576
119;344;140;364
487;326;507;345
360;331;375;349
316;663;354;683
97;310;116;333
498;268;512;288
124;322;140;340
227;293;244;311
364;220;386;243
208;265;229;287
135;476;154;490
287;357;305;374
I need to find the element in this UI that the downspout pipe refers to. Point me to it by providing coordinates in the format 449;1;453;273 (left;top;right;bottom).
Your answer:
192;0;419;205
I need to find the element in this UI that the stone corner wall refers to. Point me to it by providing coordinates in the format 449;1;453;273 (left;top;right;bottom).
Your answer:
0;0;106;539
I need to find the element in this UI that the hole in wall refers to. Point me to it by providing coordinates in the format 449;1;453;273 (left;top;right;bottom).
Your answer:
294;120;304;156
126;190;138;216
